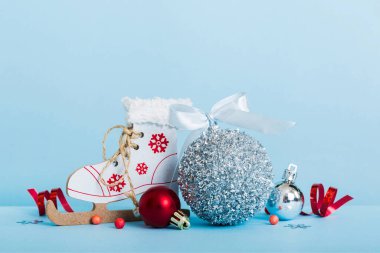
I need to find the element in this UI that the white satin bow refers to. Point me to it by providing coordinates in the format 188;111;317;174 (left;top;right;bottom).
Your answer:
169;92;295;134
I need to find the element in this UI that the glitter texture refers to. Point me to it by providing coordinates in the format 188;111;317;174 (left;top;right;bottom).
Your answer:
178;126;274;225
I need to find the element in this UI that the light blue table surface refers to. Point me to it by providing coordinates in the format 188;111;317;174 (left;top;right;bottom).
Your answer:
1;205;378;253
1;1;379;252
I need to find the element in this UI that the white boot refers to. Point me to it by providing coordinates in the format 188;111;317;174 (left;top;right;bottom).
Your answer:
67;97;192;204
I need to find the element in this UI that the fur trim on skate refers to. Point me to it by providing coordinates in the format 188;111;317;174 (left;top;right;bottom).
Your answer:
121;97;192;127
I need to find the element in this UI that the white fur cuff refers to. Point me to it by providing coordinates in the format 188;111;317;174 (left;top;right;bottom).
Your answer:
121;97;192;127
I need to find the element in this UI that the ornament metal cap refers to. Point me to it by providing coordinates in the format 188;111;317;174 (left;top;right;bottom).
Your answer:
282;163;298;184
170;210;190;230
133;207;140;218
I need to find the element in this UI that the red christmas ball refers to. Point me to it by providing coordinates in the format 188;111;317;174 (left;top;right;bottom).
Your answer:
91;215;101;225
139;186;180;228
114;218;125;229
269;215;279;225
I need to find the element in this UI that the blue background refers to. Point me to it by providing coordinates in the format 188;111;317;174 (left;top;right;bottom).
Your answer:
0;0;379;208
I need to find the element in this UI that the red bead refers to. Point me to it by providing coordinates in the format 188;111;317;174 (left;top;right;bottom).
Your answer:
114;218;125;229
91;215;101;225
139;186;180;228
269;215;279;225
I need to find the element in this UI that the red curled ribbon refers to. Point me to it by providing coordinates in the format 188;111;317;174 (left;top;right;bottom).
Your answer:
301;183;353;217
27;188;74;216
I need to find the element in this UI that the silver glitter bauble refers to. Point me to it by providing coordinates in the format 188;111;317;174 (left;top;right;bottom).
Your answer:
266;164;304;220
178;126;274;225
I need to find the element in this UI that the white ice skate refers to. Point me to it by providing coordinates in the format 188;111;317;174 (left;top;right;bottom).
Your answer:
46;97;192;225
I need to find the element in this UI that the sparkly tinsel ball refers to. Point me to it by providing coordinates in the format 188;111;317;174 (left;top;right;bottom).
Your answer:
178;126;274;225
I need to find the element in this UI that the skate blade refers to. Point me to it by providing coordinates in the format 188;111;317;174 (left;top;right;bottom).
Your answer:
46;200;190;226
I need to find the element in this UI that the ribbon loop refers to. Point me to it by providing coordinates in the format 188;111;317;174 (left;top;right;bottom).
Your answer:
28;188;74;216
170;92;295;134
308;183;353;217
170;104;209;130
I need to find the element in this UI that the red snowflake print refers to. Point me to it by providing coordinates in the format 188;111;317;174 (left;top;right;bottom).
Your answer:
148;133;169;153
107;174;126;192
136;162;149;175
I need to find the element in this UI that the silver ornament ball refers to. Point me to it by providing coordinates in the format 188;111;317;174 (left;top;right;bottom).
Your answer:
266;164;304;220
178;126;274;225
